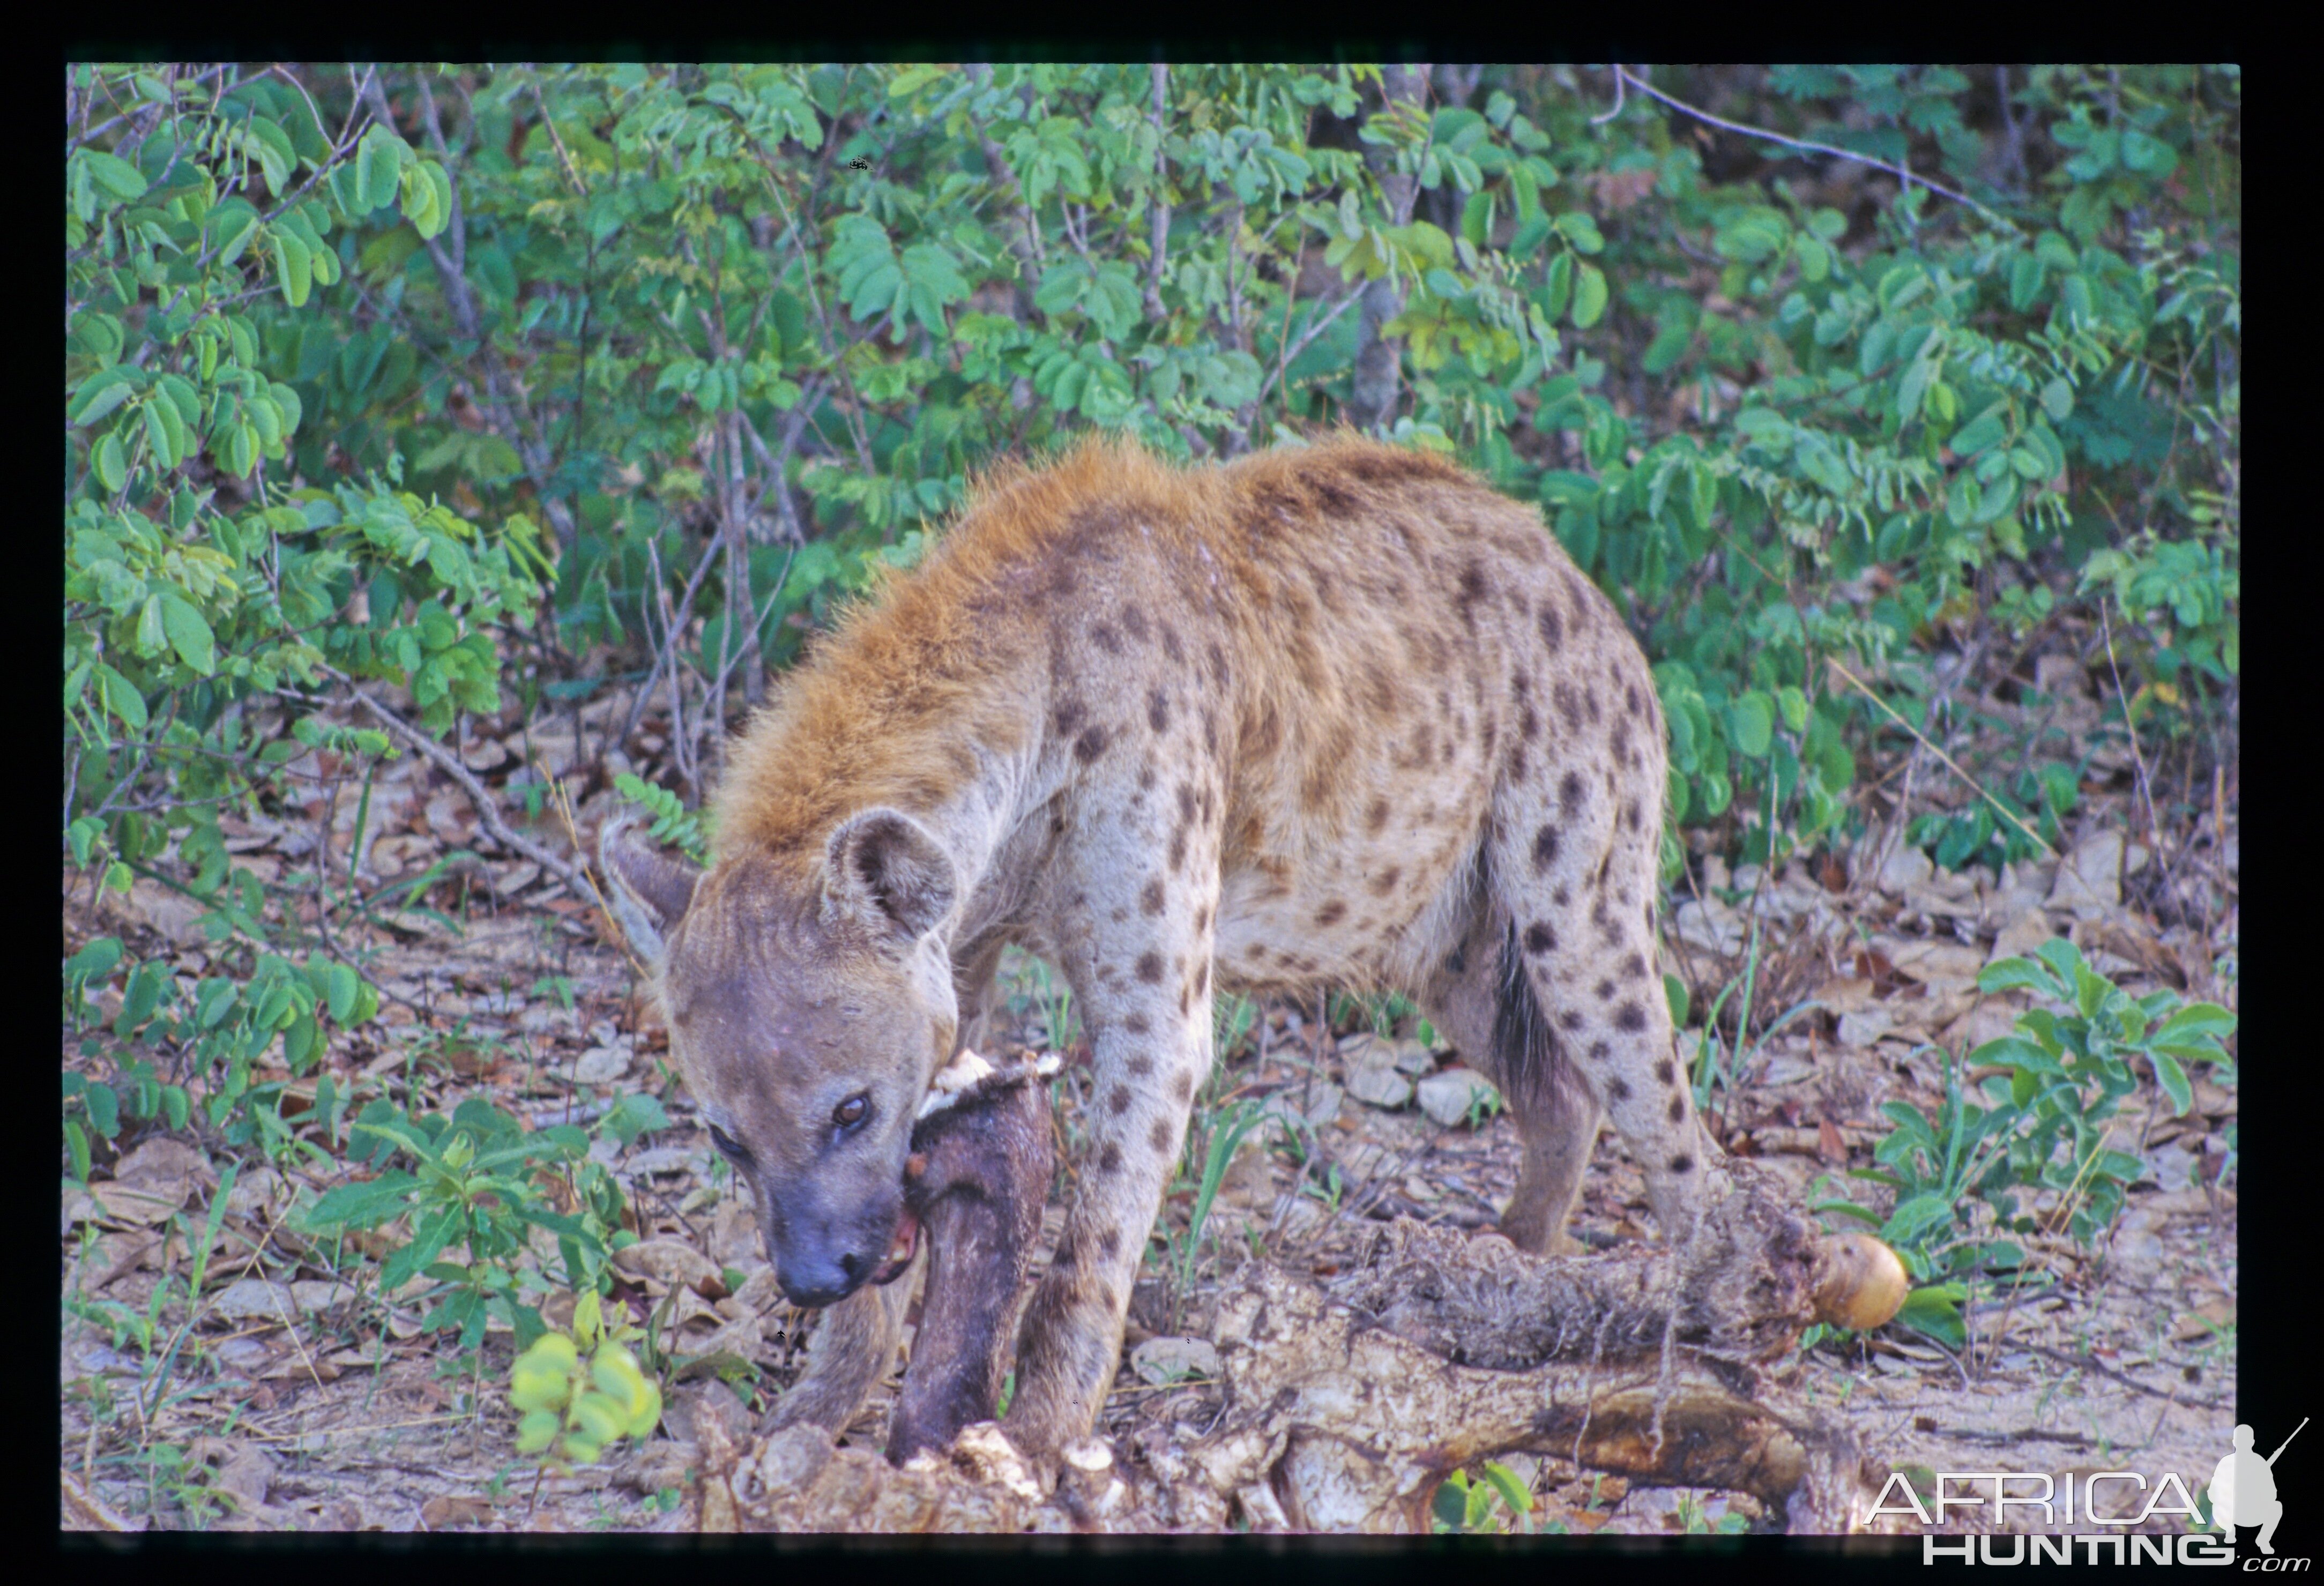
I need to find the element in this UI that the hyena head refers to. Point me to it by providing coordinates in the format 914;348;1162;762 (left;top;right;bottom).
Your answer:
600;807;960;1309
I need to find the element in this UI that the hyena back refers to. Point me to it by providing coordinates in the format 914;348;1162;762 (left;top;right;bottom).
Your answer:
602;433;1712;1458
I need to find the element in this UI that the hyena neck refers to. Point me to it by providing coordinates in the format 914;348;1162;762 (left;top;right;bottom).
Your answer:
898;739;1049;934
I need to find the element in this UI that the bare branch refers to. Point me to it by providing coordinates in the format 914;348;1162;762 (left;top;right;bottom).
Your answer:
1144;64;1171;322
309;671;595;897
1611;65;2010;229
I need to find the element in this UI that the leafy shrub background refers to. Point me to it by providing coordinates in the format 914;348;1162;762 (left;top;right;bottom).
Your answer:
63;60;2236;1202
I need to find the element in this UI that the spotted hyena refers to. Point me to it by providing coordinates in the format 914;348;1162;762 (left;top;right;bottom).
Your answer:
601;434;1717;1459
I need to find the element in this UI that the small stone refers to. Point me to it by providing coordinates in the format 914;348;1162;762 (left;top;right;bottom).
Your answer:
1130;1335;1221;1385
1340;1036;1414;1110
575;1040;632;1084
1392;1039;1440;1077
1260;1083;1341;1132
1416;1067;1500;1128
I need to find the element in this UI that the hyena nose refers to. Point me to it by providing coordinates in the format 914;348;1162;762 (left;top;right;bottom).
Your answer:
770;1243;868;1310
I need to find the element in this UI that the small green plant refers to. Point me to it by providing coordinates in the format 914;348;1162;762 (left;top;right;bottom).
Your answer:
1159;1097;1269;1329
1213;993;1261;1064
612;772;712;866
1828;937;2234;1348
1431;1462;1536;1534
1463;1083;1506;1131
1681;798;1822;1126
1673;1490;1752;1534
303;1097;628;1353
509;1288;664;1470
63;934;382;1171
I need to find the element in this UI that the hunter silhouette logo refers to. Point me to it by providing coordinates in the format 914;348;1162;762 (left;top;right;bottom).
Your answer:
2211;1418;2303;1556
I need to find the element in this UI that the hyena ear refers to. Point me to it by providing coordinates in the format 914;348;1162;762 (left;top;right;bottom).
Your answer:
822;807;957;945
599;809;703;969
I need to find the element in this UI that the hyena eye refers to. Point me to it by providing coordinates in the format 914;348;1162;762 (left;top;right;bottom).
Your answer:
832;1093;870;1131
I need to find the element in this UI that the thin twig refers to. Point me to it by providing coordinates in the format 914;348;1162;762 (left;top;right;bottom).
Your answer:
1612;66;2011;230
1827;654;2059;862
616;531;725;750
1144;64;1172;322
1268;286;1366;415
308;672;593;897
2098;604;2172;912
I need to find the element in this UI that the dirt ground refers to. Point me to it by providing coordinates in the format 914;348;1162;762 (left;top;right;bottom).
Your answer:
59;688;2239;1534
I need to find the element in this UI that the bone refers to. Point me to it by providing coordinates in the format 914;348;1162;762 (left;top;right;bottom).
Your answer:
885;1056;1056;1465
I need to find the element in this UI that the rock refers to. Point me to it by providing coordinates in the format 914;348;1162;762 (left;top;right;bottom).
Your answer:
667;1378;753;1450
750;1423;835;1494
1260;1083;1342;1133
574;1039;633;1084
1416;1068;1500;1128
1131;1335;1223;1385
1340;1035;1414;1110
1346;1063;1412;1110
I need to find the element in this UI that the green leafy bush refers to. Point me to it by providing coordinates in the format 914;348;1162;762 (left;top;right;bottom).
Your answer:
65;62;2238;899
1828;938;2234;1347
302;1096;638;1350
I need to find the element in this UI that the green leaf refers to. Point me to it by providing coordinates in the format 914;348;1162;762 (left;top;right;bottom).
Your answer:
2147;1049;2193;1116
144;396;184;472
158;592;217;675
83;150;150;204
1776;685;1809;733
93;432;126;495
1571;263;1608;329
2120;130;2177;177
69;368;141;428
1541;250;1573;323
1729;692;1774;758
1882;1192;1953;1246
1554;212;1604;255
272;227;313;308
1893;1283;1968;1350
326;962;361;1024
93;662;148;729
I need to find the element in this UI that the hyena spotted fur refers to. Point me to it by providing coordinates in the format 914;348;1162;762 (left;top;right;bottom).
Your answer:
602;433;1719;1460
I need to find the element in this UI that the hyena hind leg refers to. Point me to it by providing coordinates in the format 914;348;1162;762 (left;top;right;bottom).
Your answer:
1488;793;1712;1246
1425;915;1602;1257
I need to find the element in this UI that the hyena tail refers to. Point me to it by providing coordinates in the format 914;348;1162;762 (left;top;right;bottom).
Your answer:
1489;912;1582;1127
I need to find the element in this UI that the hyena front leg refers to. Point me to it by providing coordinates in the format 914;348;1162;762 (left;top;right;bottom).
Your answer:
1004;866;1220;1457
766;1259;915;1435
